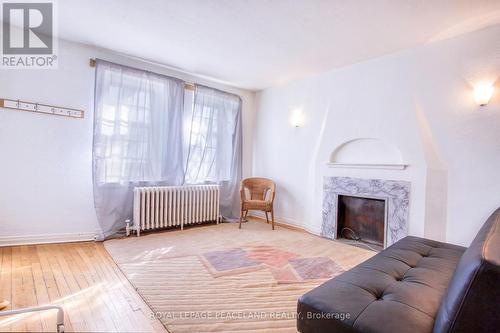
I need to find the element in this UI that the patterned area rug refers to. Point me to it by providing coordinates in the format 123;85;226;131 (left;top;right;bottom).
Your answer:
104;221;374;333
200;245;344;283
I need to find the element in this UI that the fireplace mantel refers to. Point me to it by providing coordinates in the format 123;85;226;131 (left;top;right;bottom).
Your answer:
322;176;411;247
326;162;408;170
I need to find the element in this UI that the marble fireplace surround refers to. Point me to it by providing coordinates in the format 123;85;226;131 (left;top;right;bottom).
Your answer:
322;176;411;247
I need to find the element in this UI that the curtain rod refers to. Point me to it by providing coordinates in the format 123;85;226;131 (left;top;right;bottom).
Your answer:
89;58;195;91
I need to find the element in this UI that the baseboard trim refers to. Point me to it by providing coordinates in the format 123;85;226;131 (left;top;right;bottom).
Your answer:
0;231;99;247
0;215;320;247
249;212;321;236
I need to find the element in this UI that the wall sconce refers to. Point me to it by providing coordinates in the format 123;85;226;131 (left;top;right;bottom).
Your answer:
474;83;494;106
290;109;305;127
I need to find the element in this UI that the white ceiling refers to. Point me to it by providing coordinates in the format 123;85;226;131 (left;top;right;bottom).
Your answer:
56;0;500;90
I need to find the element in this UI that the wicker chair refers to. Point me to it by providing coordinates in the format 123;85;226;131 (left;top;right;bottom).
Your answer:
239;178;276;230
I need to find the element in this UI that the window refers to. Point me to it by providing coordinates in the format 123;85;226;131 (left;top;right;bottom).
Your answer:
94;61;240;186
183;86;240;184
94;62;185;185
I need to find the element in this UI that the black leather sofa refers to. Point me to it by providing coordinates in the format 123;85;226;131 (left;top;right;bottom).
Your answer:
297;208;500;333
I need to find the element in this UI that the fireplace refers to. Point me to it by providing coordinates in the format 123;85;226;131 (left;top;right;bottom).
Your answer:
322;177;411;248
336;195;386;248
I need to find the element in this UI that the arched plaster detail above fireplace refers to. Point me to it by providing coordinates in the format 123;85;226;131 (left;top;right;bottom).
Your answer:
327;138;408;170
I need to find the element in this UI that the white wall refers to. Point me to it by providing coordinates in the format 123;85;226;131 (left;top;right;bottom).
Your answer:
253;25;500;246
0;39;256;245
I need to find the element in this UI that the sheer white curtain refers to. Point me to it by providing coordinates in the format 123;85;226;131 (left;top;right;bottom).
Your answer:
184;85;242;220
93;60;185;238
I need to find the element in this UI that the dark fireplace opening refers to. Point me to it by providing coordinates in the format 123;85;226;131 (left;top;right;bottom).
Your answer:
337;195;385;248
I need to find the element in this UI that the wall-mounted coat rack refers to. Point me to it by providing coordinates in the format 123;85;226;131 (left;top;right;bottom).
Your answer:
0;98;84;119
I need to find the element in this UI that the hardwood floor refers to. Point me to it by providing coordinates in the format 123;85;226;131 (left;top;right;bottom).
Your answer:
0;241;167;332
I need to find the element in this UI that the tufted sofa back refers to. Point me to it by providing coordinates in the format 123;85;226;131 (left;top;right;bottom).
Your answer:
433;208;500;333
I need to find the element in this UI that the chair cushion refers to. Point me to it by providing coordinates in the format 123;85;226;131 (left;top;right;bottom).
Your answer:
297;236;466;333
242;199;272;211
433;207;500;333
